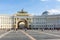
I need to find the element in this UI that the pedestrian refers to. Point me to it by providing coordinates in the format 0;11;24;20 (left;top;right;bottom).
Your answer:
24;27;27;31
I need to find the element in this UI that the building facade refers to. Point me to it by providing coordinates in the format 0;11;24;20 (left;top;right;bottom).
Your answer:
0;9;60;30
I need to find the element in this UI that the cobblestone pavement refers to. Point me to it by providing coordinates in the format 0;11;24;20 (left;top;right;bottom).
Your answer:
0;30;8;35
0;30;60;40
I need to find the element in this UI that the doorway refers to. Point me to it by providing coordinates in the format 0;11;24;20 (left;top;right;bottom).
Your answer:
17;20;28;29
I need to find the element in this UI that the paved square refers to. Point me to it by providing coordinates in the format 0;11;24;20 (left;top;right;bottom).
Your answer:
0;30;8;35
0;30;60;40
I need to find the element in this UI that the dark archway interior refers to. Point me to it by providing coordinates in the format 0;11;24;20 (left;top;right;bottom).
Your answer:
17;20;28;29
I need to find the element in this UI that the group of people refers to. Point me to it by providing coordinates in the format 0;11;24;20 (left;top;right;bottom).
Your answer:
13;27;27;31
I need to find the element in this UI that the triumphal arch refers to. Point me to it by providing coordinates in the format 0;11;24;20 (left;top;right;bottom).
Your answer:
13;9;32;29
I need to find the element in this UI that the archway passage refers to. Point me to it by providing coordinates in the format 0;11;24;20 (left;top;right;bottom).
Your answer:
17;20;28;29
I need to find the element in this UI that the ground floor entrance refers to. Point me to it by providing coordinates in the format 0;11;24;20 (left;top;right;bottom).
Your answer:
17;19;28;29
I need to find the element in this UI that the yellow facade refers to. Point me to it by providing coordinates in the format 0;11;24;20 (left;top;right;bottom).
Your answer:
13;9;32;29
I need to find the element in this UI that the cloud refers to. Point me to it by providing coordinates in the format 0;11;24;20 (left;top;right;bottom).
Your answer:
47;9;60;15
40;0;60;2
56;0;60;2
40;0;48;2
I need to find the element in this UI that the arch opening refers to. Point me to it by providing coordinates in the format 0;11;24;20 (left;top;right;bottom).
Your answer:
17;20;28;29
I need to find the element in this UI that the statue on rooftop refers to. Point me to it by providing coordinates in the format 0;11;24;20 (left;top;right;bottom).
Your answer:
18;9;27;13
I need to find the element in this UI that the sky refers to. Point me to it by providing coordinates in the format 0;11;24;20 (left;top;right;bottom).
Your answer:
0;0;60;15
